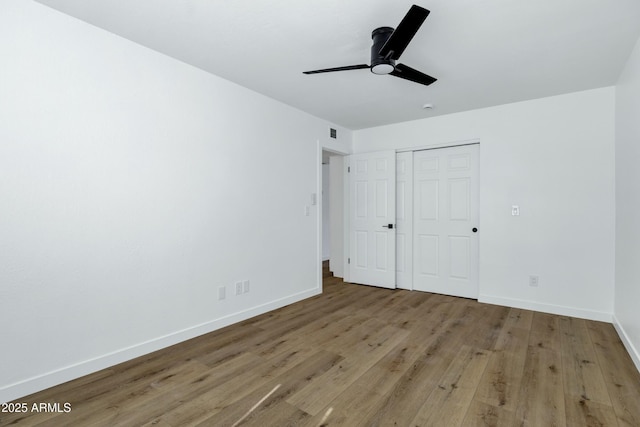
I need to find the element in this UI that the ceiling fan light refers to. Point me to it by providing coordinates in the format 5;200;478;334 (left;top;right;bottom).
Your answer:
371;63;394;75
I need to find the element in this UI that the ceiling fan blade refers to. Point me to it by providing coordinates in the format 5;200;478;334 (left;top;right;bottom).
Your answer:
303;64;369;74
390;63;437;86
379;5;430;60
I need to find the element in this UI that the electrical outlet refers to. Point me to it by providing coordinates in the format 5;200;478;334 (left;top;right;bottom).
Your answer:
243;280;250;293
512;205;520;216
529;275;539;287
235;282;243;295
218;286;226;300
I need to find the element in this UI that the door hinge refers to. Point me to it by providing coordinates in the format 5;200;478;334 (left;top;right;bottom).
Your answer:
347;166;350;173
348;257;350;264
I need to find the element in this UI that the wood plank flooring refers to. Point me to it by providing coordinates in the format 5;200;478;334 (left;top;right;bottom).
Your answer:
3;264;640;426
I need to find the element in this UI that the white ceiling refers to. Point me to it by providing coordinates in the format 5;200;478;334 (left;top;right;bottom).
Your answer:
35;0;640;130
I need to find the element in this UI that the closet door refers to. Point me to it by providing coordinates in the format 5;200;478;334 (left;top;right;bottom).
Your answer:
396;152;413;290
413;144;479;298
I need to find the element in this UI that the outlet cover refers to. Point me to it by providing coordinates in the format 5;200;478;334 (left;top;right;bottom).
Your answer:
218;286;226;300
243;280;250;293
529;275;539;287
235;282;243;295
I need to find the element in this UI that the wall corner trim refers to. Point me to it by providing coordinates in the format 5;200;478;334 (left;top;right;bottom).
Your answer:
613;315;640;374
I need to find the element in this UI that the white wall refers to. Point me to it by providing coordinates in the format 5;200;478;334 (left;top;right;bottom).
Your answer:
614;35;640;371
353;88;616;321
0;0;350;402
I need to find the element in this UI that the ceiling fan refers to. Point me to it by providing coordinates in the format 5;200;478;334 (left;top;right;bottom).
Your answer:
303;5;436;86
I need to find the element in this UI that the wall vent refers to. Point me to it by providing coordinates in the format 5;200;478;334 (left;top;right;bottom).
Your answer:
330;128;337;139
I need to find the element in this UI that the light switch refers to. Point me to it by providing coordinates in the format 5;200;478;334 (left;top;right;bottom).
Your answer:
512;205;520;216
305;206;310;216
311;193;317;206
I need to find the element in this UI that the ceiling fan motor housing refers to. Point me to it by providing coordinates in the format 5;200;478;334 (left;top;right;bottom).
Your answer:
370;27;395;74
302;5;436;86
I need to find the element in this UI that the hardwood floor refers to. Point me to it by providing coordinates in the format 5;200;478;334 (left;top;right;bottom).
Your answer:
3;264;640;426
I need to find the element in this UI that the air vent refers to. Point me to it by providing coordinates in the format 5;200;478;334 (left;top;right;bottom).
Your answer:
330;128;337;139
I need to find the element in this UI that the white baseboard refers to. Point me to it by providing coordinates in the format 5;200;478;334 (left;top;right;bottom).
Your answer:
612;315;640;374
478;294;613;323
0;288;321;404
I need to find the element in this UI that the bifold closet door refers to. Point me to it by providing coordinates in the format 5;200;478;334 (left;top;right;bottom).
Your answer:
413;145;479;298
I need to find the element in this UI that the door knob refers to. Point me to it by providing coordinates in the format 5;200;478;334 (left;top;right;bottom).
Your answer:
472;227;478;233
382;224;394;229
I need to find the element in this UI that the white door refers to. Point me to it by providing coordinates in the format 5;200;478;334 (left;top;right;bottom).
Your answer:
413;144;479;298
348;151;396;289
396;152;413;290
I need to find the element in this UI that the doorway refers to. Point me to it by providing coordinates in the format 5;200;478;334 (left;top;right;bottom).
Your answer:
319;149;347;287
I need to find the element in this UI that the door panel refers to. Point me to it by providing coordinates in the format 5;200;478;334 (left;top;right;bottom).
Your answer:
395;152;413;290
449;178;470;220
375;181;388;217
375;231;388;269
349;151;396;289
418;234;439;275
413;144;479;298
449;236;470;279
418;179;439;220
355;231;368;267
